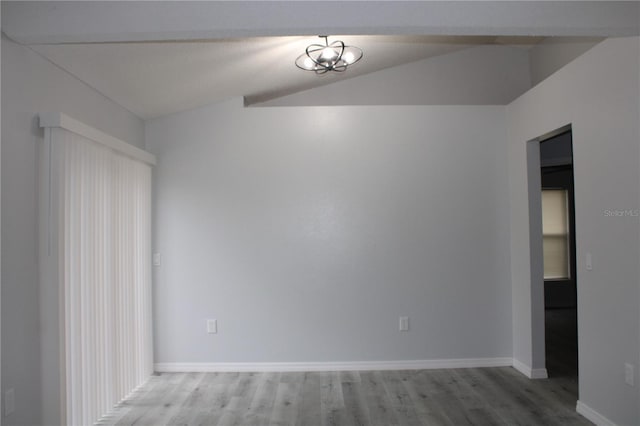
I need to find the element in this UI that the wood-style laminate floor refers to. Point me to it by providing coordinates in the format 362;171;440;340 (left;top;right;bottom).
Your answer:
102;308;583;426
102;364;589;426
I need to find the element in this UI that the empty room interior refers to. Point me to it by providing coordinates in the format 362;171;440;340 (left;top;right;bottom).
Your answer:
2;1;640;425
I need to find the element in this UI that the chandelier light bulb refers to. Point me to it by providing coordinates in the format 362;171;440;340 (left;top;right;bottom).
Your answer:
303;57;315;70
321;47;338;61
343;51;355;64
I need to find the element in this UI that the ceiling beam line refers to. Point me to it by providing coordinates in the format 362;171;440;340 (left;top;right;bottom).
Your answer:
3;1;639;45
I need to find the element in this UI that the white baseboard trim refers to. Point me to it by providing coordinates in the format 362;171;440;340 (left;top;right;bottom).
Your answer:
512;359;548;379
576;401;617;426
155;357;513;373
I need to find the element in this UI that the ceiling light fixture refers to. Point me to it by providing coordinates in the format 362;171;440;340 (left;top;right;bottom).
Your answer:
295;36;363;74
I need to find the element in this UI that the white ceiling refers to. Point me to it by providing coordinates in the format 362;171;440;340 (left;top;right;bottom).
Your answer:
4;1;637;120
5;1;638;44
29;35;544;119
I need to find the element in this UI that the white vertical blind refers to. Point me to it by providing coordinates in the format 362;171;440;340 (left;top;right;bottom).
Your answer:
41;115;153;426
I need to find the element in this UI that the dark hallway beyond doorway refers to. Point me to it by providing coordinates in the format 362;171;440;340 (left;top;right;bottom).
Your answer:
545;308;579;398
539;127;578;398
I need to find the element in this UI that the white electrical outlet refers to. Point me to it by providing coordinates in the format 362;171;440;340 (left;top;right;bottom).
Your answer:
625;363;635;386
152;253;161;267
5;388;15;416
207;319;217;334
399;316;409;332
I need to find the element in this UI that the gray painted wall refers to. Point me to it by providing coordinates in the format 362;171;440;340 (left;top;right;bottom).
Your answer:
529;37;603;87
507;37;640;425
146;101;513;365
1;35;144;425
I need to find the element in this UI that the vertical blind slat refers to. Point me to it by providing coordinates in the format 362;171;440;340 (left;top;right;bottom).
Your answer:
52;129;152;426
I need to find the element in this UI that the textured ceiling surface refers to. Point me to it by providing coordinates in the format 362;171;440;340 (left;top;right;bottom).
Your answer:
5;1;635;119
30;35;544;119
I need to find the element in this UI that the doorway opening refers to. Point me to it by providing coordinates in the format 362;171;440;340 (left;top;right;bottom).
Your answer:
539;127;578;397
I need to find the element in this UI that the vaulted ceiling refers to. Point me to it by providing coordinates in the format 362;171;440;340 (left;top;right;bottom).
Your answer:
3;1;638;119
28;36;547;118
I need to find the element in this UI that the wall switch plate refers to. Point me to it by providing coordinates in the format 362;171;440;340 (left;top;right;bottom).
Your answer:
625;363;634;386
399;316;409;332
207;319;217;334
585;252;592;270
5;388;15;416
153;253;161;266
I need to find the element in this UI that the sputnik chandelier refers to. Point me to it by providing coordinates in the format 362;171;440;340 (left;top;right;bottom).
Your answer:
295;36;363;74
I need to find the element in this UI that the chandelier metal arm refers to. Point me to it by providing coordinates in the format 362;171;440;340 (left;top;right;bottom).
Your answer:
295;36;362;74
